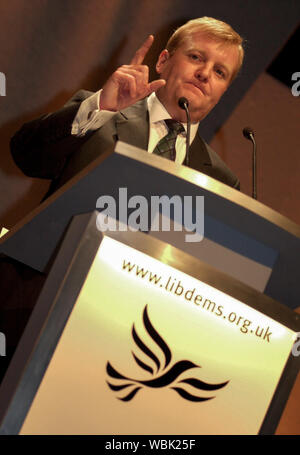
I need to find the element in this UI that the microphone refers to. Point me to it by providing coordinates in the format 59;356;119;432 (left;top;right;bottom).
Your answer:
242;127;257;200
243;127;254;141
178;97;191;166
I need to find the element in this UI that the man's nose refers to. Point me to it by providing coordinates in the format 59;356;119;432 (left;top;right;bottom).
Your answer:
195;63;212;82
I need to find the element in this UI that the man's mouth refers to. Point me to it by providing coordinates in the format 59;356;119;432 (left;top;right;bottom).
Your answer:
186;82;206;96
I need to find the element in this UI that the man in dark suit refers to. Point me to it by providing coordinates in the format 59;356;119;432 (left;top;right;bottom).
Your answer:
11;17;244;194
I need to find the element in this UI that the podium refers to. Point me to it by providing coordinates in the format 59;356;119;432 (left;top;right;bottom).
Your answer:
0;142;299;434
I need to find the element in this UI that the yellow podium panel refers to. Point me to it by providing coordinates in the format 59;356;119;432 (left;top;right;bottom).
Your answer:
19;234;298;435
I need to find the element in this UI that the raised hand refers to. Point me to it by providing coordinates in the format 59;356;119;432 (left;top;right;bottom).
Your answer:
100;35;166;112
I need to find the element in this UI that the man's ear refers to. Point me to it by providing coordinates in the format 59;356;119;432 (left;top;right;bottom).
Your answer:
156;49;169;74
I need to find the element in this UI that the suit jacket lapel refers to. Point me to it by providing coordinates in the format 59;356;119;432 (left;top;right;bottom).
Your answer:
188;132;213;174
115;98;149;151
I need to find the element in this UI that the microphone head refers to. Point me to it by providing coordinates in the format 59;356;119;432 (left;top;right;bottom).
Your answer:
178;97;189;109
243;127;254;140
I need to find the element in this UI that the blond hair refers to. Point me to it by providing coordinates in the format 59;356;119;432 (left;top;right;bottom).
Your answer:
166;17;244;81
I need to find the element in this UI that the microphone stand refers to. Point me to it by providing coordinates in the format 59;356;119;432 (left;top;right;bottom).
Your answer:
243;127;257;200
178;97;191;167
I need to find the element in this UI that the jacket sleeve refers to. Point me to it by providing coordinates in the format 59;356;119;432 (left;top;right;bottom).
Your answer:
10;90;94;179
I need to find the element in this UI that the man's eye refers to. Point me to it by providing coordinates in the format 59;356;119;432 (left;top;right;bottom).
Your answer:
189;54;201;61
215;68;226;78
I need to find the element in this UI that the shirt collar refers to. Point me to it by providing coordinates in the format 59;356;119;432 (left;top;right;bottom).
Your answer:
147;92;199;141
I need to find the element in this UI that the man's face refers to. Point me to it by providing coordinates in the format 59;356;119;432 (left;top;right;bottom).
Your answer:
155;32;240;123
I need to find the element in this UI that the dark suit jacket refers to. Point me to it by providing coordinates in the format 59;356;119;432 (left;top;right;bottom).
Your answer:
11;90;240;195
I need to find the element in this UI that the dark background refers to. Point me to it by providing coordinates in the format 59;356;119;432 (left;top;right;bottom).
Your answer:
0;0;299;229
0;0;299;434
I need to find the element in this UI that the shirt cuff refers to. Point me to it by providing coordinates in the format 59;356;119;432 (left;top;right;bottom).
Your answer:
71;89;116;136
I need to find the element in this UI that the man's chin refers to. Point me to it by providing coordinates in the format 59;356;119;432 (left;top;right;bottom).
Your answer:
188;105;210;123
177;91;207;112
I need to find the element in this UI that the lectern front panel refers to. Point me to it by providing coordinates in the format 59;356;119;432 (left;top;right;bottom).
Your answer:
17;225;298;435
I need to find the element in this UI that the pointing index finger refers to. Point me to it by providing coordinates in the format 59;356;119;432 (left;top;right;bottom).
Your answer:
130;35;154;65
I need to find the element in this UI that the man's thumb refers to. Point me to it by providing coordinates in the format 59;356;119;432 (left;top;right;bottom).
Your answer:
148;79;166;94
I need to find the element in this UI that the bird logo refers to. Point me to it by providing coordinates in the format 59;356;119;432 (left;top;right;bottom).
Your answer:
106;305;229;402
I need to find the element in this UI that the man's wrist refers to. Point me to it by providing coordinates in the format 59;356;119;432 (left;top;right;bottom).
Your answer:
72;90;116;137
98;90;118;112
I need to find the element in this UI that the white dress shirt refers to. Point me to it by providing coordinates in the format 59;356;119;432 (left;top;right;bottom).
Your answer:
71;91;199;164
